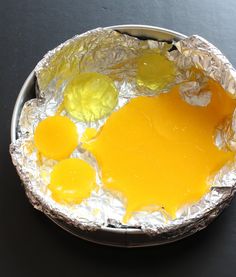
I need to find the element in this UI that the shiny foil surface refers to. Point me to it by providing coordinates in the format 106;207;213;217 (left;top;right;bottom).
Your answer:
10;28;236;235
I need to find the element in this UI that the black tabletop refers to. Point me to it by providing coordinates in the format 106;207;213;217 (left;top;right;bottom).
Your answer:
1;1;236;276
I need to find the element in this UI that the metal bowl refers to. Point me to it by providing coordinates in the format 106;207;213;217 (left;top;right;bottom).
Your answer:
11;25;216;248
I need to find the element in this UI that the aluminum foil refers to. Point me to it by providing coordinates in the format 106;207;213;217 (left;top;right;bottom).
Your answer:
10;28;236;236
171;35;236;97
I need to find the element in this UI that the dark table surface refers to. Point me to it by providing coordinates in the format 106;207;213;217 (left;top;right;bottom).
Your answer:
1;0;236;276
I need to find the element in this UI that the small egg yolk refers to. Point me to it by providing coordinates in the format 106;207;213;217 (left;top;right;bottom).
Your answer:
86;82;235;222
137;52;176;90
34;115;78;160
64;72;118;122
48;158;97;204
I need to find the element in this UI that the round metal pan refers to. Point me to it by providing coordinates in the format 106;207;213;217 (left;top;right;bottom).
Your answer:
12;25;215;248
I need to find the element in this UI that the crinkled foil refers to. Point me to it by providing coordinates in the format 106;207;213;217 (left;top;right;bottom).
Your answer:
172;35;236;97
10;28;236;237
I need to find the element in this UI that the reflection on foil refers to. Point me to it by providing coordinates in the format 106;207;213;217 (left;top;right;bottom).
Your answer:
179;81;211;107
10;28;236;235
215;111;236;152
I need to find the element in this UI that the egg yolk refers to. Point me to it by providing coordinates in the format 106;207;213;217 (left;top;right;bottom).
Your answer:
49;158;97;204
137;52;176;90
34;115;78;160
64;72;118;122
85;82;235;221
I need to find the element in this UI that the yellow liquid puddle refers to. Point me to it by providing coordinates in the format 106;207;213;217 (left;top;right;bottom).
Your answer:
49;158;97;204
85;82;235;222
136;52;176;90
34;115;78;160
64;72;118;122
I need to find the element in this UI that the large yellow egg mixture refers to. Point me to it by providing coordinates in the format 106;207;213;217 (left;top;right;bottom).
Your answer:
86;81;235;221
